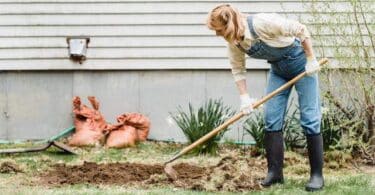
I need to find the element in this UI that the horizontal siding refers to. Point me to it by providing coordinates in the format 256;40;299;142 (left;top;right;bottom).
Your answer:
0;1;373;14
0;70;268;142
1;47;373;59
0;59;270;70
0;13;373;25
1;36;373;48
0;25;373;37
0;0;358;2
0;58;360;71
0;1;374;70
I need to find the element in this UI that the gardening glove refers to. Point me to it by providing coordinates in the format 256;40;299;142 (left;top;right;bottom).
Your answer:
305;56;320;75
240;93;256;115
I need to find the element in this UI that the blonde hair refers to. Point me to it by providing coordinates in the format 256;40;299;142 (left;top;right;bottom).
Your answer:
206;4;244;43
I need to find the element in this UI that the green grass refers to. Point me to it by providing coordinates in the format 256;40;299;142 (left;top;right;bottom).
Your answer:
1;174;373;195
0;141;374;195
1;186;226;195
251;174;374;195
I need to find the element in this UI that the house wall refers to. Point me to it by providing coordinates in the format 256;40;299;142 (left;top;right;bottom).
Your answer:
0;0;373;141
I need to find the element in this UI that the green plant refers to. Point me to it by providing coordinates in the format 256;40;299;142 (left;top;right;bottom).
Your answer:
244;95;371;153
320;101;347;151
282;104;305;150
243;111;265;154
170;99;235;155
283;99;359;152
305;0;374;163
244;102;305;152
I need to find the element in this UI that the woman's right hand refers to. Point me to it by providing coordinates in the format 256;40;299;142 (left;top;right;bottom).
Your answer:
305;56;320;75
240;93;256;115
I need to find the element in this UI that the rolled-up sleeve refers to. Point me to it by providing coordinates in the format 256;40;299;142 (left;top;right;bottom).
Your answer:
228;43;246;81
280;17;311;42
255;13;311;42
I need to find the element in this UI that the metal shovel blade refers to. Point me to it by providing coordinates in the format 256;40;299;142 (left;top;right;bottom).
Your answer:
164;163;178;180
50;141;77;155
0;141;76;155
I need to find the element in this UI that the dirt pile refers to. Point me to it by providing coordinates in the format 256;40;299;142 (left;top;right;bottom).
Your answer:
41;156;266;192
42;161;164;185
181;156;264;192
0;161;23;174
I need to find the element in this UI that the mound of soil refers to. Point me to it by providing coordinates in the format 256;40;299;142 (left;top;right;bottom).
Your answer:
182;156;265;192
41;156;266;192
42;161;164;185
0;161;23;174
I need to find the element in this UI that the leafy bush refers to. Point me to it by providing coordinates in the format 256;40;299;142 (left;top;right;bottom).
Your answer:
320;103;347;151
306;0;374;163
244;102;305;152
321;91;375;165
281;104;305;150
243;111;265;154
170;99;235;155
243;100;359;152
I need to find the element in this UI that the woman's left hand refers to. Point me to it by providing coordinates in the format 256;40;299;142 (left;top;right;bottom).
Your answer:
305;56;321;75
240;94;257;115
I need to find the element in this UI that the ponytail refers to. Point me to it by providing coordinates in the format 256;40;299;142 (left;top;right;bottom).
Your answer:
206;4;244;43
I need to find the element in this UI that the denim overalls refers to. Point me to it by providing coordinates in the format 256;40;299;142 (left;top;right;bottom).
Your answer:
237;16;321;135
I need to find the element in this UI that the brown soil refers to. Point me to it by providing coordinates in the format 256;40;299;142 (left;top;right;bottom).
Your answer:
42;162;164;185
41;156;265;192
0;161;23;174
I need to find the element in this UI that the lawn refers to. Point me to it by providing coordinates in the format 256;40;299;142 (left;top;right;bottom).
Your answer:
0;141;374;195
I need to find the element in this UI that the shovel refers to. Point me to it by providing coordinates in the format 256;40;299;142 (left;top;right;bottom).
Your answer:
0;126;76;155
0;141;76;155
164;58;329;180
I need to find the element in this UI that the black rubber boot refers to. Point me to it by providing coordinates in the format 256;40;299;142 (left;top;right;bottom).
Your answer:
261;131;284;187
305;133;324;191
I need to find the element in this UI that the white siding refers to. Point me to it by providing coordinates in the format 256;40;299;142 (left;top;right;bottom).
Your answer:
0;0;373;70
0;0;374;141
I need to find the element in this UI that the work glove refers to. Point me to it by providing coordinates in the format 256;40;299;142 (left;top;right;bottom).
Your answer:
240;93;257;115
305;56;320;75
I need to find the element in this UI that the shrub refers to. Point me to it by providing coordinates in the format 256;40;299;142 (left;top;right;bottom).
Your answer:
244;102;305;152
244;99;364;152
320;102;347;151
282;104;305;150
243;111;265;154
170;99;235;155
306;0;374;163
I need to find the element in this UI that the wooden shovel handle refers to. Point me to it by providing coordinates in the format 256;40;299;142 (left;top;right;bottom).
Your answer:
252;58;328;109
166;58;329;164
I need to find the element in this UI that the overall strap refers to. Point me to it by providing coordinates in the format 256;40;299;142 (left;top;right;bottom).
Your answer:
236;15;259;53
235;42;248;53
247;16;259;39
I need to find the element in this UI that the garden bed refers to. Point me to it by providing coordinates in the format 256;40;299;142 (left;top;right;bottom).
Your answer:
41;156;265;192
0;141;374;194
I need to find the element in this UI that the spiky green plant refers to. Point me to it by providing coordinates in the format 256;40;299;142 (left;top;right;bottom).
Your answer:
282;106;305;150
244;101;305;152
170;99;235;155
305;0;375;162
320;94;361;151
243;111;265;154
320;107;345;151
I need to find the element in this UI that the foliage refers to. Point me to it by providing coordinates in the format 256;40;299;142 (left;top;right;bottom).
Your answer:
303;0;374;163
320;91;373;153
243;102;305;152
244;101;359;152
0;142;374;194
243;111;265;154
320;109;345;151
282;105;305;150
170;99;235;155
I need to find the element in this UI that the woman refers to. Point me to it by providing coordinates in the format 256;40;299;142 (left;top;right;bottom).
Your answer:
206;4;324;191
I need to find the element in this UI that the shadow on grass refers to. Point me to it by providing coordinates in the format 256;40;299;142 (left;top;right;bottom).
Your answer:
251;174;374;195
1;174;373;195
